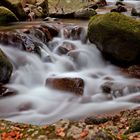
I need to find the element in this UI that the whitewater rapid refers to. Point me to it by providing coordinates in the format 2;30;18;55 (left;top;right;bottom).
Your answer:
0;30;140;125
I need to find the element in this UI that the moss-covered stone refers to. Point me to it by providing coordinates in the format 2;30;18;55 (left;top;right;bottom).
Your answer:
0;0;27;21
0;49;13;83
88;12;140;65
0;6;18;24
125;118;140;134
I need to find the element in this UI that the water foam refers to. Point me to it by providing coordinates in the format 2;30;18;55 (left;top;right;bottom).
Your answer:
0;34;139;125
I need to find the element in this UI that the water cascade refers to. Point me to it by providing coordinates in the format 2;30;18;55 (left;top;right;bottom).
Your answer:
0;25;139;125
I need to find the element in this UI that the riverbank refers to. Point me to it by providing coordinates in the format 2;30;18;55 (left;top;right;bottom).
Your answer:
0;1;140;140
0;108;140;139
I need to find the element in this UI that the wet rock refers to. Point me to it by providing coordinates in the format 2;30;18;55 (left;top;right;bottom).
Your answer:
0;84;16;97
115;1;125;6
31;5;44;18
0;30;43;56
49;12;75;19
71;26;87;42
26;0;36;5
96;0;107;7
36;0;49;17
103;76;114;81
46;77;84;96
0;49;13;83
18;102;33;111
63;25;87;43
0;24;59;55
28;11;35;21
74;8;97;19
0;32;24;50
85;116;109;125
122;65;140;79
21;34;42;56
30;27;48;43
43;17;58;22
0;6;18;24
88;12;140;66
88;4;98;10
90;130;113;140
41;24;59;38
101;81;140;98
56;42;76;55
131;8;140;17
111;6;127;13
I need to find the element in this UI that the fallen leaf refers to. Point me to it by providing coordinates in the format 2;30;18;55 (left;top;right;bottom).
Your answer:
55;128;65;137
80;129;89;138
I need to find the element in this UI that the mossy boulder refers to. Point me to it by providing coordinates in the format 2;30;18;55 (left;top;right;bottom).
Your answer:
88;12;140;65
0;49;13;83
0;0;27;21
0;6;18;24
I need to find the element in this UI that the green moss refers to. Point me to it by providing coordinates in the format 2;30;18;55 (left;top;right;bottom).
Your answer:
88;12;140;64
0;6;18;23
8;0;21;5
88;12;140;40
121;134;128;140
125;118;140;134
0;0;26;21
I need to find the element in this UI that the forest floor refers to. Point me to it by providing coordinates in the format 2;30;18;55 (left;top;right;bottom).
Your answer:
0;1;140;140
0;108;140;139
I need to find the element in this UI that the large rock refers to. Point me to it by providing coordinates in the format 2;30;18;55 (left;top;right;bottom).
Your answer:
46;77;84;96
0;24;58;55
0;49;13;83
0;6;18;24
0;0;27;21
88;12;140;65
74;8;97;19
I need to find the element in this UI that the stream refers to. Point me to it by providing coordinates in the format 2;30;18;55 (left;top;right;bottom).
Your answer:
0;0;139;125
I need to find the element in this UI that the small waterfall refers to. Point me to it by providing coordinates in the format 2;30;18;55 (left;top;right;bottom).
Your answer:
0;25;140;125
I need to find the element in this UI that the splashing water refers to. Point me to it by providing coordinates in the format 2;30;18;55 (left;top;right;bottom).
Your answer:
0;29;140;125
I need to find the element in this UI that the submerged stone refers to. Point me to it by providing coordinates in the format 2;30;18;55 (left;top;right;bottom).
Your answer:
101;81;140;99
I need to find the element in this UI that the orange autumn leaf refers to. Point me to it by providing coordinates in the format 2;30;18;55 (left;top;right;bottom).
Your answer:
80;130;89;138
1;131;22;140
55;128;65;137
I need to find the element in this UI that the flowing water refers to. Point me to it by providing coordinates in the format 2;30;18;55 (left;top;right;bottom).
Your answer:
0;25;140;125
0;0;140;125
